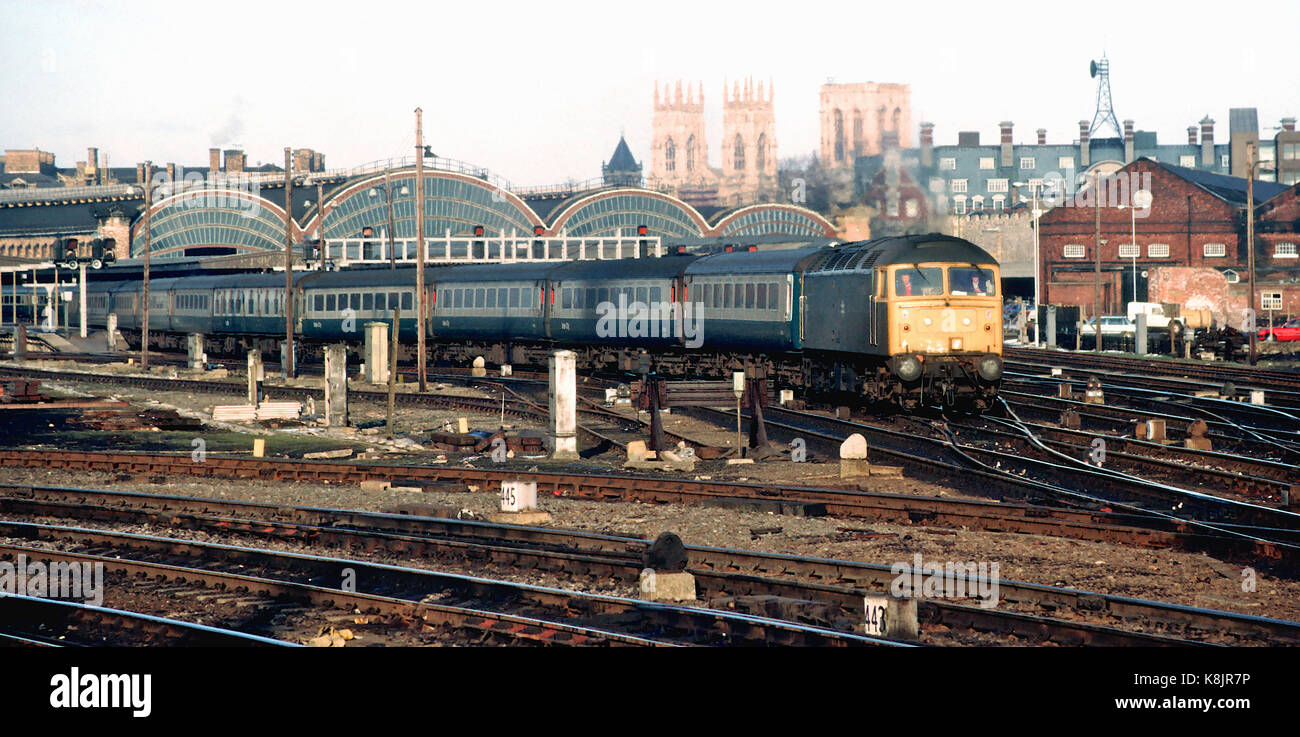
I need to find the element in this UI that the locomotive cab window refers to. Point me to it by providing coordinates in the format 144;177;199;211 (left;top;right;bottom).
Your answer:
894;267;942;296
948;267;997;296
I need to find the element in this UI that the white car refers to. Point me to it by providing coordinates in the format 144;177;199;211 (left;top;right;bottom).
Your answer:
1080;316;1135;338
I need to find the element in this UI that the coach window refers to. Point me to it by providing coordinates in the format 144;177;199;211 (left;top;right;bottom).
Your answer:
487;288;497;309
497;288;507;308
632;286;645;305
562;288;573;310
326;294;336;311
756;283;767;310
314;295;324;312
373;293;385;313
584;288;596;309
363;293;374;311
402;292;413;311
650;286;662;303
471;288;482;308
745;283;756;309
508;287;519;308
597;287;609;305
769;283;780;310
350;294;360;311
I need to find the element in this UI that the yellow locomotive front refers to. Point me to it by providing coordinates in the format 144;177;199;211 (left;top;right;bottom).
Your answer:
886;262;1003;410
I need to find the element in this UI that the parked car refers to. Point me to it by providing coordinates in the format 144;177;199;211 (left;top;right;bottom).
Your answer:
1080;315;1136;338
1259;318;1300;342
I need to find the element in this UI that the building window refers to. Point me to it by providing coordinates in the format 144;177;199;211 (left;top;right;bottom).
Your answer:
971;196;984;212
886;199;899;217
1221;154;1230;168
664;138;675;172
1118;243;1140;258
1148;243;1170;258
952;196;967;214
939;157;956;171
1028;177;1043;187
929;177;945;193
992;195;1005;211
1058;156;1074;169
733;134;745;171
905;199;919;218
1275;242;1298;258
1262;292;1283;310
987;179;1008;193
1179;155;1196;167
1203;243;1226;257
951;179;968;193
1223;269;1240;284
1063;244;1085;259
1020;157;1035;170
979;157;995;170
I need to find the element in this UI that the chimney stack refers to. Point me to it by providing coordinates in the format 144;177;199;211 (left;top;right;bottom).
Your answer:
1037;128;1047;145
1000;121;1014;168
209;148;221;176
1200;116;1215;166
1283;117;1297;132
1123;120;1135;162
86;147;99;184
223;149;245;174
1078;120;1090;167
919;122;934;168
165;163;177;183
1188;126;1198;145
135;162;145;185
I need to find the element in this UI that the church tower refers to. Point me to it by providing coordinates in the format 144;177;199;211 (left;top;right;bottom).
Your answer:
651;80;718;207
720;76;777;206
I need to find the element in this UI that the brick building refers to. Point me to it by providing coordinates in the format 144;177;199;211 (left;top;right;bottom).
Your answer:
1037;157;1297;327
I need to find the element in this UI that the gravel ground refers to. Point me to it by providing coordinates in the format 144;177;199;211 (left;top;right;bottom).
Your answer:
3;366;1298;635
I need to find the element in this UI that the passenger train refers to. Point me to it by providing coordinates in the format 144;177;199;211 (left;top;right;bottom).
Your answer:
76;234;1004;410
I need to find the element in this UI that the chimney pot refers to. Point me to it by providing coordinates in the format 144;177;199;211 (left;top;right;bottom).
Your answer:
1188;126;1198;145
1283;117;1297;132
1036;128;1047;145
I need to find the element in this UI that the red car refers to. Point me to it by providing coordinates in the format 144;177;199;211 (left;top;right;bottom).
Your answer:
1259;317;1300;342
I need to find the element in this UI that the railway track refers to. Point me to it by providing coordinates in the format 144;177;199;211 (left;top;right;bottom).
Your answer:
1005;346;1300;393
7;483;1297;645
3;447;1292;568
0;520;892;647
677;405;1300;567
0;590;292;647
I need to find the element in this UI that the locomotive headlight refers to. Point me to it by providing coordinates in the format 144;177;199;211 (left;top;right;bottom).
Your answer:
923;317;932;326
895;355;922;382
962;317;971;326
977;354;1003;382
950;338;963;350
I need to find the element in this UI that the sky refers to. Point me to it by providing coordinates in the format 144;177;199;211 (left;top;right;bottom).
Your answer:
2;0;1298;187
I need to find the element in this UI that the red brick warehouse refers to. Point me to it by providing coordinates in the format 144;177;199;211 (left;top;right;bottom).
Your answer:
1037;158;1298;327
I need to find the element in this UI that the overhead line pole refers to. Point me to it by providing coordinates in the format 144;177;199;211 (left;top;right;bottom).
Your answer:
141;161;152;371
284;148;295;379
415;107;427;392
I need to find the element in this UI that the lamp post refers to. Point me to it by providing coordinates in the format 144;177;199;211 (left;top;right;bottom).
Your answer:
1116;190;1151;308
414;107;428;392
1243;141;1274;366
1093;169;1103;352
141;161;152;371
1013;180;1046;345
367;167;408;270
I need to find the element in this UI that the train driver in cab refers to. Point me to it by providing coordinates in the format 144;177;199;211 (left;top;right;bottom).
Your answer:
895;268;941;296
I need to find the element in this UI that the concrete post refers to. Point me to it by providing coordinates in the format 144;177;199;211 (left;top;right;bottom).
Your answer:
1046;306;1057;348
78;262;87;339
187;333;206;370
364;321;389;384
247;350;263;405
106;313;117;351
1134;312;1147;355
324;343;348;427
14;323;27;359
280;342;295;380
548;349;579;460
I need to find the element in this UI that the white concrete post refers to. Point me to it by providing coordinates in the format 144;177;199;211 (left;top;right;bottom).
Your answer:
548;349;579;460
78;262;87;339
365;321;389;384
187;333;206;370
324;343;348;427
106;313;117;351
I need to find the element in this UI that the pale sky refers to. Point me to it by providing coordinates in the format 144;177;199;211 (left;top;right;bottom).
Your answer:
2;0;1297;186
